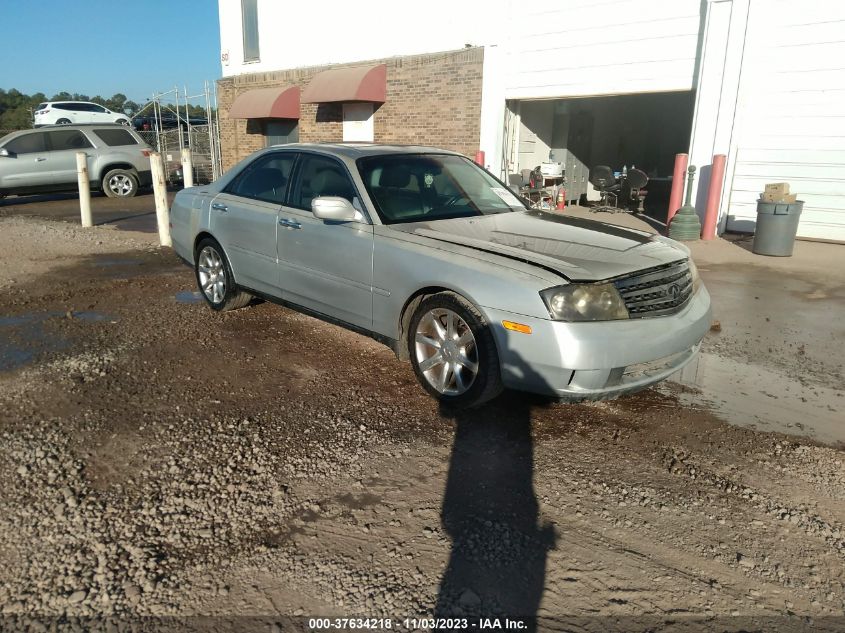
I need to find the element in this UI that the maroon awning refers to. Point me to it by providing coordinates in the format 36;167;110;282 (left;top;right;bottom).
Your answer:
301;64;387;104
229;85;300;119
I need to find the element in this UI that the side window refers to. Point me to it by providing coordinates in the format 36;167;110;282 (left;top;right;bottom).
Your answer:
291;155;356;211
93;129;138;146
46;130;93;151
94;105;108;113
225;153;295;204
5;132;47;154
53;103;71;111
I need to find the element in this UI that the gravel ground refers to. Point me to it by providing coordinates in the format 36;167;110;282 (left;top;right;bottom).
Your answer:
0;216;844;631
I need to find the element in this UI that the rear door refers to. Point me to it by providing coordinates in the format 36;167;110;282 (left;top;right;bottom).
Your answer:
277;152;374;328
0;132;52;190
209;151;296;296
44;129;95;186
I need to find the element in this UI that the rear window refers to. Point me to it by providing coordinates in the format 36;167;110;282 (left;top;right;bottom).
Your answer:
36;103;48;111
93;128;139;146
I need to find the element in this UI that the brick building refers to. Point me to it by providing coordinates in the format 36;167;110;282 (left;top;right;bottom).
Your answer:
217;47;484;171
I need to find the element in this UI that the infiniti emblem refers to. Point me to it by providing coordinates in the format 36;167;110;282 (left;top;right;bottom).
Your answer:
668;284;681;300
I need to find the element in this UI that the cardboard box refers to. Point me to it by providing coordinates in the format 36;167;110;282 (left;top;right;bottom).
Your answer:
764;182;790;196
760;192;798;203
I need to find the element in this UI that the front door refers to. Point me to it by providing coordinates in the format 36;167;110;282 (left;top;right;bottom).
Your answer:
209;151;296;296
277;153;374;329
0;131;52;190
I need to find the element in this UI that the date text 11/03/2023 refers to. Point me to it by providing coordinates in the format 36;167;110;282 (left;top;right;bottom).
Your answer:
308;617;530;630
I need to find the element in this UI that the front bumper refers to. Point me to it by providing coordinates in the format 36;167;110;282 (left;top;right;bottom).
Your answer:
484;286;711;401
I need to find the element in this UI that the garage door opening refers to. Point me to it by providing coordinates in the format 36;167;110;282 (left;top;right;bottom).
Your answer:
507;91;695;224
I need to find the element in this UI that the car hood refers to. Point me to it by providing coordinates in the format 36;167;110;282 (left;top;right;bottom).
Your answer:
389;210;688;282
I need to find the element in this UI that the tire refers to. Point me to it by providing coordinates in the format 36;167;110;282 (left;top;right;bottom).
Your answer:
102;169;138;198
116;119;130;126
194;238;252;312
408;292;503;409
56;118;71;125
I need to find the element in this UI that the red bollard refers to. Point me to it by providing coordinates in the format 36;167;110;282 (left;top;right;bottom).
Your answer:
666;153;689;228
702;154;726;240
474;150;485;167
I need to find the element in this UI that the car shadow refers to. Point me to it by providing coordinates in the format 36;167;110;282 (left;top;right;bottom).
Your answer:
434;344;558;629
0;192;98;207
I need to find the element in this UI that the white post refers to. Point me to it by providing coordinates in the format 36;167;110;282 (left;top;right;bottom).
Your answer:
76;151;92;227
149;152;172;247
180;147;194;188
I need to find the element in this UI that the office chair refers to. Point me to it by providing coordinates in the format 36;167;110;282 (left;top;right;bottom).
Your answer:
623;168;649;212
588;165;621;213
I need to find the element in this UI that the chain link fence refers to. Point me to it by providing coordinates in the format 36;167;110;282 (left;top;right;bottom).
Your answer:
137;124;220;185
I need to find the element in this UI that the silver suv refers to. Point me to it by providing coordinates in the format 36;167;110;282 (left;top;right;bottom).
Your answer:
0;124;153;199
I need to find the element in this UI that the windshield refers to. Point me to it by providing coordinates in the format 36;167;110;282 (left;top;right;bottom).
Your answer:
357;153;526;224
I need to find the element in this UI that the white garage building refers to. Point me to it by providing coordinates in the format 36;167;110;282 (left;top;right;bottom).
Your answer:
218;0;845;240
479;0;845;241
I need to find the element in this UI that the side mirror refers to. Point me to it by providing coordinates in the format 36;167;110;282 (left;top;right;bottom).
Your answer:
312;196;363;222
0;148;10;157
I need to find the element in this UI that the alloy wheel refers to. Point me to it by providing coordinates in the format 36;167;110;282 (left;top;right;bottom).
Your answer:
108;174;134;197
197;246;226;304
414;308;479;395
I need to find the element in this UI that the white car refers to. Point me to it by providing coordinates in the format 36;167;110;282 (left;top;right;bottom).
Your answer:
33;101;131;127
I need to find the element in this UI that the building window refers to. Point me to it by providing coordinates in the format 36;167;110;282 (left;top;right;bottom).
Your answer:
264;120;299;147
342;103;374;142
241;0;260;62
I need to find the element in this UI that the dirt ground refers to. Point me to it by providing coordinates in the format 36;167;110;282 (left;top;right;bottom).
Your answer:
1;209;844;631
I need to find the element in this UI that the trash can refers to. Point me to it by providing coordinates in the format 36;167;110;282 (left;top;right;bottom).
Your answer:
752;201;803;256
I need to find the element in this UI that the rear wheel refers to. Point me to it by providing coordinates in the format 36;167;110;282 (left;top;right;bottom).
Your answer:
408;292;503;409
194;238;252;312
116;118;130;126
56;118;71;124
102;169;138;198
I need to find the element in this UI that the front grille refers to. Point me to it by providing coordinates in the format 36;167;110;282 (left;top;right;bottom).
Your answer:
613;259;693;318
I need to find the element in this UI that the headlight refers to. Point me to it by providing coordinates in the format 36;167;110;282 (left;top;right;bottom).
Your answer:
540;283;629;321
688;258;702;294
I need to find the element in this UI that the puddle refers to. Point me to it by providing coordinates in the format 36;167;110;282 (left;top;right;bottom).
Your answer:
175;290;203;304
0;311;114;371
94;258;143;267
109;213;157;234
670;352;844;446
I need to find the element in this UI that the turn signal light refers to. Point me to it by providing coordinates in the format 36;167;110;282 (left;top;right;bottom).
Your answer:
502;320;532;334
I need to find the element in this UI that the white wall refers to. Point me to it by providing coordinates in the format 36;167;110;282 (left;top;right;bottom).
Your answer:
218;0;502;76
501;0;703;100
722;0;845;240
479;0;703;175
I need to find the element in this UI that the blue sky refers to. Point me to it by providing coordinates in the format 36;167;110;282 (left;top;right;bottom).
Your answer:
0;0;221;102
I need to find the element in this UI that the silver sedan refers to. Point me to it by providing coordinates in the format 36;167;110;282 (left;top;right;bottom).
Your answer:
170;144;711;408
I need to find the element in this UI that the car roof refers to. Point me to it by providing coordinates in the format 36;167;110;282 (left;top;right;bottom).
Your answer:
1;123;138;141
263;142;464;159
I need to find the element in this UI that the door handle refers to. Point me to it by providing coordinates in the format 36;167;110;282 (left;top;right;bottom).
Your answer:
35;157;47;162
211;202;228;212
278;218;302;229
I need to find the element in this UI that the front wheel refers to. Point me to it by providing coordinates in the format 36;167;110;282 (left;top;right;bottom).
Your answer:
117;118;130;126
102;169;138;198
408;292;503;409
194;238;252;312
